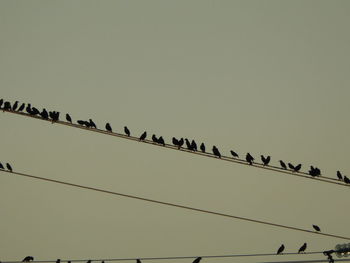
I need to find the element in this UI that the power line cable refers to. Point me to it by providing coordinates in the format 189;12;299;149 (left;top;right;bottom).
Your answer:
2;110;348;188
0;251;324;263
1;169;349;241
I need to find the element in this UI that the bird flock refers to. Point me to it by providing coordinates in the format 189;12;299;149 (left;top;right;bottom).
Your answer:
20;257;202;263
1;98;349;185
0;162;13;172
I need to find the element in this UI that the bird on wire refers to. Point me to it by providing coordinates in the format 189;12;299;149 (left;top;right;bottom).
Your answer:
192;257;202;263
6;163;12;172
277;244;285;255
0;162;4;169
136;260;142;263
246;153;254;165
279;160;287;169
178;138;184;149
261;155;271;166
200;143;206;153
124;126;130;136
18;102;25;112
212;146;221;158
152;134;158;143
158;136;165;146
12;101;18;111
313;224;321;232
172;137;179;147
105;123;112;132
66;113;72;123
337;170;343;181
22;256;34;262
298;242;307;253
191;140;197;151
230;150;239;158
344;176;350;184
139;131;147;141
89;119;97;128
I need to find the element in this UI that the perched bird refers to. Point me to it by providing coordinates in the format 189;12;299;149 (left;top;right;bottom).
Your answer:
288;163;295;170
294;164;302;172
40;109;49;119
105;123;112;132
30;107;40;115
298;243;307;253
18;103;25;112
0;98;3;108
158;136;165;146
124;126;130;136
22;256;34;262
56;259;61;263
200;143;206;153
66;113;72;123
89;119;97;128
344;176;350;184
309;166;321;177
191;140;197;151
172;137;179;146
178;138;184;149
139;131;147;141
212;146;221;158
279;160;287;169
192;257;202;263
312;224;321;232
336;171;343;181
230;150;239;158
246;153;254;165
277;244;285;255
86;260;91;263
0;162;4;169
152;134;158;143
12;101;19;111
261;155;271;166
3;101;11;110
137;260;142;263
52;111;60;121
77;120;86;126
185;138;192;150
26;104;32;114
6;163;12;172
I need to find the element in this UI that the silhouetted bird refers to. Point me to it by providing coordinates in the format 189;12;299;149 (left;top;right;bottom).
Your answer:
26;104;32;114
12;101;18;111
152;134;158;143
185;138;192;150
230;150;239;158
337;171;343;181
178;138;184;149
298;243;307;253
0;99;3;108
40;109;49;119
77;120;86;126
0;162;4;169
279;160;287;169
261;155;271;166
105;123;112;132
191;140;197;151
277;244;285;255
66;113;72;123
22;256;34;262
192;257;202;263
312;224;321;232
158;136;165;146
86;260;91;263
309;166;321;177
288;163;295;170
3;101;11;110
137;260;142;263
6;163;12;172
344;176;350;184
200;143;206;153
31;107;40;115
212;146;221;158
294;164;302;172
89;119;97;128
18;103;25;112
246;153;254;165
56;259;61;263
124;126;130;136
52;111;60;121
139;131;147;141
172;137;179;146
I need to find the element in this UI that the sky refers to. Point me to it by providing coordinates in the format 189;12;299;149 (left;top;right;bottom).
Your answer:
0;1;350;263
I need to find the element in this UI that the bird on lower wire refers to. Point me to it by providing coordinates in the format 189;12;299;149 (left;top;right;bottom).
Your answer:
18;103;25;112
277;244;285;255
178;138;184;149
246;153;254;165
105;123;112;132
12;101;18;111
298;242;307;253
6;163;12;172
56;259;61;263
0;162;4;169
139;131;147;141
185;138;192;150
172;137;179;147
261;155;271;166
136;260;142;263
230;150;239;158
152;134;158;143
40;108;49;119
344;176;350;184
336;171;343;181
191;140;197;151
279;160;287;169
89;119;97;128
158;136;165;146
212;146;221;158
200;143;206;153
192;257;202;263
66;113;72;123
124;126;130;136
312;224;321;232
22;256;34;262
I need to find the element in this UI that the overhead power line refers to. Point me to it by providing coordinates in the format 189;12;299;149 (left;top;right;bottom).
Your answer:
1;170;349;241
2;110;349;188
1;251;324;263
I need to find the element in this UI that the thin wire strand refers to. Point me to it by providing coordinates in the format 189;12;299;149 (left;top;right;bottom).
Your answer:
1;252;324;263
2;110;348;188
1;170;349;241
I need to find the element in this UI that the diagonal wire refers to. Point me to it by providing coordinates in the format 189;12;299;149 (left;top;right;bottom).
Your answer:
2;109;348;188
1;169;349;240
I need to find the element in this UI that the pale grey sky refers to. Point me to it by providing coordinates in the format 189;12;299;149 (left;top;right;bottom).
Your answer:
0;1;349;263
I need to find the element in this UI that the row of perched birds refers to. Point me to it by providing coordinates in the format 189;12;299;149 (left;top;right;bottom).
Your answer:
1;98;349;184
21;257;202;263
0;162;12;172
